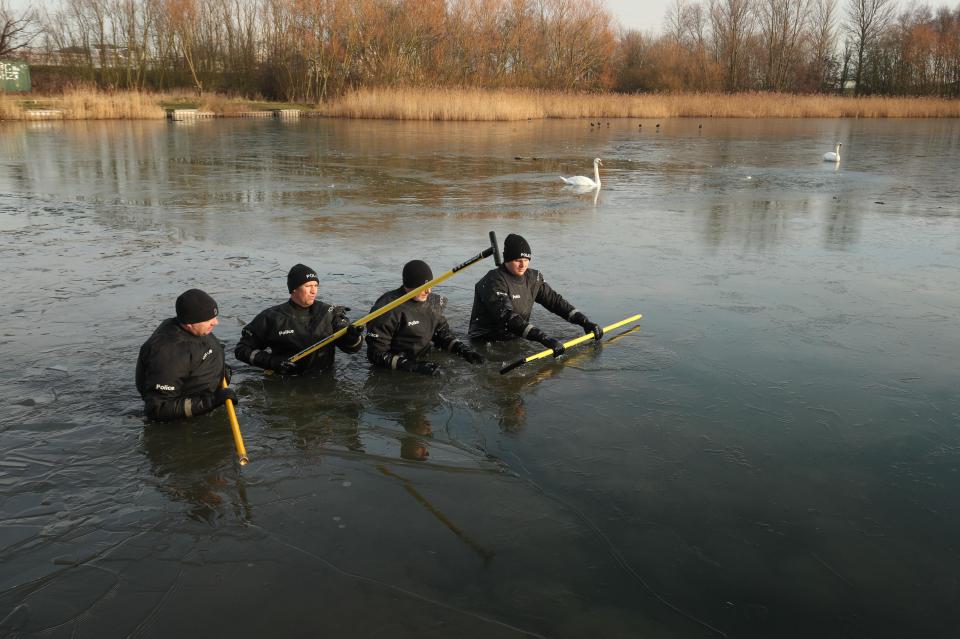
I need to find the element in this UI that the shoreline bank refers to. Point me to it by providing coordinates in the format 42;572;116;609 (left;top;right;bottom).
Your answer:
3;88;960;121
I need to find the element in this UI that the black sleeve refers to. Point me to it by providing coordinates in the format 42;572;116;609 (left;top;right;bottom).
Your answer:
535;277;577;321
431;314;458;351
366;308;403;369
477;274;530;337
234;312;275;370
143;349;193;421
144;395;187;421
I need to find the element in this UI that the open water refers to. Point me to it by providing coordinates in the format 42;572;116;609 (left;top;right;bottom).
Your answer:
1;117;959;638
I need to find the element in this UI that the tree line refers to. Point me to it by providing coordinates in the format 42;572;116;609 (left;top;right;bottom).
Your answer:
1;0;958;99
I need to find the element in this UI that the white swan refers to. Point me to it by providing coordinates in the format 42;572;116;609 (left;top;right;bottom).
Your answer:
823;143;842;162
561;158;602;188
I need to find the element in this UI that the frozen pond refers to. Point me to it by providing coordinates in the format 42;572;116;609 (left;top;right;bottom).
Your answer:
1;116;959;637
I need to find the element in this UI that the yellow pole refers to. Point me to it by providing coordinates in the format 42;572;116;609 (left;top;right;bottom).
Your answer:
222;377;248;465
287;242;497;365
499;313;643;374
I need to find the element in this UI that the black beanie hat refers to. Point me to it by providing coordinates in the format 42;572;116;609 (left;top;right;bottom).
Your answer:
287;263;319;293
402;260;434;289
176;289;218;324
503;233;532;262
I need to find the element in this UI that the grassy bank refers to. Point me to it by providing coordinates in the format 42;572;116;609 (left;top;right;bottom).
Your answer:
3;88;960;121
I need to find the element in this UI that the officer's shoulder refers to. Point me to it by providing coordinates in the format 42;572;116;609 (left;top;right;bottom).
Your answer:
426;293;447;311
274;301;298;315
141;320;173;354
483;267;509;284
313;300;334;315
151;321;201;355
250;301;289;321
324;303;351;318
373;288;402;309
150;317;177;338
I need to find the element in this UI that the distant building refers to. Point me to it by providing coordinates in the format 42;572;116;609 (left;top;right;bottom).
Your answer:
22;44;130;68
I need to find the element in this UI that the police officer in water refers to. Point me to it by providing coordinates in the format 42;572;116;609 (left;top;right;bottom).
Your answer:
234;264;364;375
136;288;238;421
468;233;603;355
366;259;484;375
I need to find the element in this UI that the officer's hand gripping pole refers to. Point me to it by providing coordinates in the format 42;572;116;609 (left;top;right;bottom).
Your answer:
499;313;643;375
222;377;249;465
287;232;502;366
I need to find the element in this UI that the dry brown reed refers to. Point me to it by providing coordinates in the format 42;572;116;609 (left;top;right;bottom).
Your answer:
0;90;167;120
0;94;23;119
318;88;960;120
4;88;959;121
57;90;167;119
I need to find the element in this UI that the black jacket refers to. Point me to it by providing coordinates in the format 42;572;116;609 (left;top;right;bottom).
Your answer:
365;288;460;369
136;318;226;421
234;300;361;373
468;265;577;340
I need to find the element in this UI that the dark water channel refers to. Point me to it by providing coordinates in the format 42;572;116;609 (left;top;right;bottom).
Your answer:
1;117;959;637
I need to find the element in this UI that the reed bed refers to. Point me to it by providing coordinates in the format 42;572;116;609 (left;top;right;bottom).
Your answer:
3;88;959;121
0;94;22;120
0;89;303;120
58;90;168;119
319;88;960;120
0;90;167;120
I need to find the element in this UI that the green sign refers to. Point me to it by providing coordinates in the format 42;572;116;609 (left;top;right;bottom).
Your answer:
0;60;31;93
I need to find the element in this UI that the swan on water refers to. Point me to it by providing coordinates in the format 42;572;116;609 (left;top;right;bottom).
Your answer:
560;158;603;188
823;143;842;162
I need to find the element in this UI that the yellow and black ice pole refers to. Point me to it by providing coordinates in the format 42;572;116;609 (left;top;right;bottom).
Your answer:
287;231;503;365
221;377;248;465
499;313;643;375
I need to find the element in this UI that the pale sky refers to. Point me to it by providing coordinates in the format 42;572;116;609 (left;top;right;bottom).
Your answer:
3;0;921;37
604;0;924;35
2;0;673;33
605;0;674;34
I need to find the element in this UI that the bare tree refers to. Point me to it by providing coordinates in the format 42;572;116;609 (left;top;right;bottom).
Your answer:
807;0;838;90
534;0;615;90
844;0;895;93
684;2;716;89
164;0;203;96
1;0;39;57
757;0;809;90
665;0;691;44
710;0;754;90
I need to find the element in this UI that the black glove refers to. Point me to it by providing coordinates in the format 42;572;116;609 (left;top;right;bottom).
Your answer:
462;349;483;365
416;361;441;376
541;336;565;358
215;386;238;406
571;312;603;341
251;350;296;374
398;358;441;376
190;387;237;416
583;321;603;340
527;327;565;357
338;323;364;344
451;341;484;365
269;355;298;375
